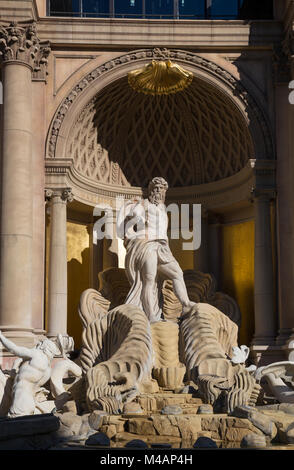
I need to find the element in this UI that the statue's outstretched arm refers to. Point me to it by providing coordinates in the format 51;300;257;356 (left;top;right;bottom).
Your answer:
0;331;33;360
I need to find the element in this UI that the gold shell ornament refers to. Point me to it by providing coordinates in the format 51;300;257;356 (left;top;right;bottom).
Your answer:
128;60;193;95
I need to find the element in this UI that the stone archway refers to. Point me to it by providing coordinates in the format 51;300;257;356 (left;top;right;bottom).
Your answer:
46;48;274;173
45;48;276;352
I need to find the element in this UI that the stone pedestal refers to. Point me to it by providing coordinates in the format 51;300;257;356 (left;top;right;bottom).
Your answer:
46;188;73;339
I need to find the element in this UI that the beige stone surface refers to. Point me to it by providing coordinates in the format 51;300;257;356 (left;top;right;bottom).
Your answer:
152;415;181;438
31;80;46;333
36;18;281;48
113;431;181;448
100;424;117;439
137;393;202;413
57;412;83;437
259;410;294;444
127;418;157;436
0;63;33;338
47;189;73;337
126;414;202;441
201;416;263;442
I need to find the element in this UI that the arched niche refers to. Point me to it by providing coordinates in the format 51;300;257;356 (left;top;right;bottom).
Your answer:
45;49;274;208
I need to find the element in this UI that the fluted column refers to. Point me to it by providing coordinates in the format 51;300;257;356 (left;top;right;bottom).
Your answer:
252;192;276;347
208;214;221;286
193;210;209;273
45;188;73;339
0;22;50;346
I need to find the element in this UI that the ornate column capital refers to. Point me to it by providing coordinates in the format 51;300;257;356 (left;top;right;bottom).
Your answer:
45;188;74;203
0;21;50;78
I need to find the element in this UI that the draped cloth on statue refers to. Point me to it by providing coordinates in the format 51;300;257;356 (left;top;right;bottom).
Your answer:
124;238;175;323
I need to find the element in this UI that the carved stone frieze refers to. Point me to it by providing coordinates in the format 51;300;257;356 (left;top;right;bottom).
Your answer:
0;21;50;78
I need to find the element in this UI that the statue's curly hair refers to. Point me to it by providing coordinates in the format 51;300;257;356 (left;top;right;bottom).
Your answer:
148;177;168;194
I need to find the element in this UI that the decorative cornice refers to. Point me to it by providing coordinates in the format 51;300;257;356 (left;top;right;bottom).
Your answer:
45;158;73;174
47;48;274;161
46;161;255;210
45;187;74;203
0;21;50;79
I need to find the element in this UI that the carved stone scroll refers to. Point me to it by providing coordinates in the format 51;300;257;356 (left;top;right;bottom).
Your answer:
180;303;260;413
79;300;153;414
163;270;241;326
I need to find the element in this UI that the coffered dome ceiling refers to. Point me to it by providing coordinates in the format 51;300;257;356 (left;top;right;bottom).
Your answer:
67;75;254;189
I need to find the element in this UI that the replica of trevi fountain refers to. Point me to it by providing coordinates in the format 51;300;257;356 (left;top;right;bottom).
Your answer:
0;176;294;451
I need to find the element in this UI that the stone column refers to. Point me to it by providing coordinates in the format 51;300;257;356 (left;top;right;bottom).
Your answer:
208;214;221;287
45;188;73;339
0;22;50;347
193;210;209;273
275;83;294;347
252;192;276;347
31;79;48;336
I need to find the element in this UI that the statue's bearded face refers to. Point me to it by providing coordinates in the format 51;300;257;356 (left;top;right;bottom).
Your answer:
148;183;167;205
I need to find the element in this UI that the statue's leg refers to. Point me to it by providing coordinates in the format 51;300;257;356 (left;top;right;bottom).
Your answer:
159;260;195;312
141;251;159;322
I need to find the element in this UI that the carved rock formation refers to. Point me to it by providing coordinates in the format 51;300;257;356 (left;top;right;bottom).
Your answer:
151;321;185;389
163;270;241;326
180;303;260;413
79;293;153;414
78;269;248;414
95;267;241;326
98;268;130;309
79;288;110;329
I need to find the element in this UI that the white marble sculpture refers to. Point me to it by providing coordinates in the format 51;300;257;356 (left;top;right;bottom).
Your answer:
117;177;196;323
231;345;250;364
0;331;61;416
255;361;294;403
0;332;83;416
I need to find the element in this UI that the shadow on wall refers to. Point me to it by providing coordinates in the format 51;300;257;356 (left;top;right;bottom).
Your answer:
220;220;255;347
67;247;90;349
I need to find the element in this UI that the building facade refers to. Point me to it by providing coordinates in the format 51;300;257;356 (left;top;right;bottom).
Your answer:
0;0;293;367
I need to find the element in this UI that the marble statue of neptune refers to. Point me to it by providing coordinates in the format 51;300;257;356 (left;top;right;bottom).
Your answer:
118;177;196;323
